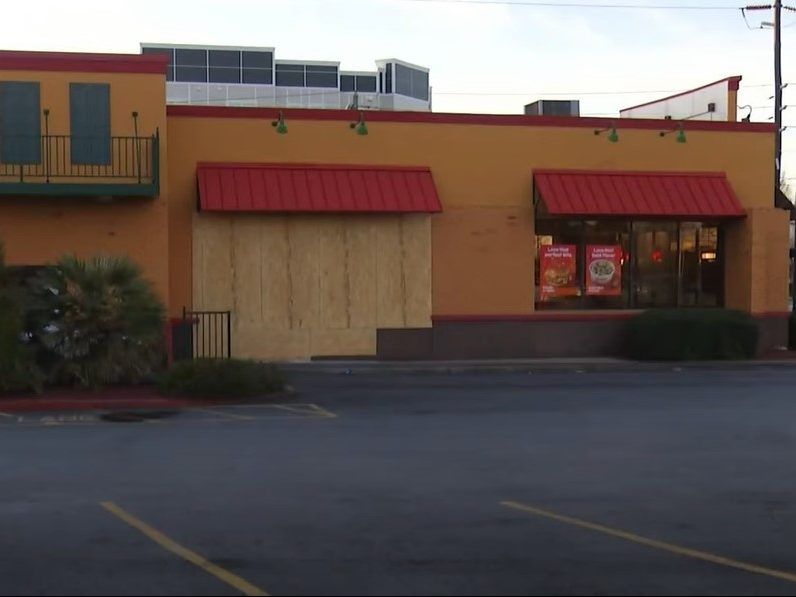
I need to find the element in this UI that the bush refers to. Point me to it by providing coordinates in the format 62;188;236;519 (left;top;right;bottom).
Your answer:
629;309;759;361
0;244;43;394
26;255;165;388
158;359;285;399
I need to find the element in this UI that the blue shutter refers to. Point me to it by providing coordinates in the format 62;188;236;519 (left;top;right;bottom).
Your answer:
0;82;41;165
70;83;110;165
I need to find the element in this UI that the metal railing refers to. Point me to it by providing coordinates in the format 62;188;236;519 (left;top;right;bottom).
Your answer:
178;309;232;360
0;133;158;184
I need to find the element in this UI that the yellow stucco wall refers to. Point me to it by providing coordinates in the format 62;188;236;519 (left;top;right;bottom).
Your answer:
193;213;432;359
0;68;171;310
168;114;783;319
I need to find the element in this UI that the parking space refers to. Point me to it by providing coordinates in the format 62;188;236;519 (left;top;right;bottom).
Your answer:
3;369;796;595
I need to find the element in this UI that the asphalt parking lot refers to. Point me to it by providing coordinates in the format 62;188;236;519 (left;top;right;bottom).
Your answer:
3;368;796;596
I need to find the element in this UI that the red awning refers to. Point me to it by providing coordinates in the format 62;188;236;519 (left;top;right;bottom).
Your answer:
197;163;442;213
534;170;745;218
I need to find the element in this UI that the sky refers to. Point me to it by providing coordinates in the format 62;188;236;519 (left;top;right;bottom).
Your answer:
3;0;795;186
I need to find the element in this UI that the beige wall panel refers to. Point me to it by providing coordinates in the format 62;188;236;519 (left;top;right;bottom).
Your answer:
260;217;292;330
194;213;433;360
231;219;263;325
193;215;234;312
347;220;378;329
235;326;310;361
287;218;320;329
318;218;350;329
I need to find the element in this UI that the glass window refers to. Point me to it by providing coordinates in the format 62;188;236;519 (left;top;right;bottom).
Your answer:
535;219;724;310
395;64;412;97
340;75;355;92
356;75;377;92
395;64;429;100
208;50;241;84
142;47;174;81
305;65;338;88
242;51;273;84
535;220;584;310
275;63;305;87
411;69;429;100
175;48;206;66
680;223;722;307
175;49;207;83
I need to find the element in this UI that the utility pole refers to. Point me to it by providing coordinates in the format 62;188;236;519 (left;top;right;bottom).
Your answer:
775;0;783;199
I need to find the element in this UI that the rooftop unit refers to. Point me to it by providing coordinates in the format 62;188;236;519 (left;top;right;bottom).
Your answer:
524;100;580;117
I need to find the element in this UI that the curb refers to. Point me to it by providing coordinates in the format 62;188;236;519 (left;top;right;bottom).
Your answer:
279;359;796;376
0;388;298;414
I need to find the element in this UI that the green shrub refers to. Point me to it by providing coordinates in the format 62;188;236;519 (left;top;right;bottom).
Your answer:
26;255;165;388
629;309;759;361
0;244;43;394
158;359;285;399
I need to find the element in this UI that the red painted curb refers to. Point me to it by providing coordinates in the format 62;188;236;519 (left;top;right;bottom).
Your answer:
0;398;195;413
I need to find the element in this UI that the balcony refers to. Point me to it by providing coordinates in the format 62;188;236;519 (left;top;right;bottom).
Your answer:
0;133;159;197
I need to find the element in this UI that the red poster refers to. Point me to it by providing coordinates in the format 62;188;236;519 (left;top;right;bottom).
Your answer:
540;244;578;300
586;245;622;296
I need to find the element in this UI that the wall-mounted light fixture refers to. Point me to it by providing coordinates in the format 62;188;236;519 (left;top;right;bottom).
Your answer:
594;122;619;143
271;111;288;135
350;112;368;136
660;122;686;144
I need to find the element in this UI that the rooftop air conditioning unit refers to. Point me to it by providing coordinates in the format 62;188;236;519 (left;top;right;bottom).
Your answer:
524;100;580;117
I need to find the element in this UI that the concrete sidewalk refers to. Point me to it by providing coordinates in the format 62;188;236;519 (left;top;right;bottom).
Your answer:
279;355;796;375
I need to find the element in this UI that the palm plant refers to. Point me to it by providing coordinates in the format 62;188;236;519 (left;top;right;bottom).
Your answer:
0;244;42;393
27;255;165;388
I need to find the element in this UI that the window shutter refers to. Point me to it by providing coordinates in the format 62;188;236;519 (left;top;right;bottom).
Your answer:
70;83;110;165
0;82;41;165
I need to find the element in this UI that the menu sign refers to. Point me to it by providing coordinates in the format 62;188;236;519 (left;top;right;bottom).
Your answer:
540;244;578;300
586;245;622;296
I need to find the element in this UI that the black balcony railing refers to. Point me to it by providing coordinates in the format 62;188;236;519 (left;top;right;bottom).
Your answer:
0;133;159;196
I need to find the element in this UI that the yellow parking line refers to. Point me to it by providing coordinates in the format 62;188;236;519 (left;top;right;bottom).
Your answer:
100;501;269;596
268;403;337;419
502;500;796;585
192;408;256;421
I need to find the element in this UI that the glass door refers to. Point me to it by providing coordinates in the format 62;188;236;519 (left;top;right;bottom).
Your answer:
632;222;678;308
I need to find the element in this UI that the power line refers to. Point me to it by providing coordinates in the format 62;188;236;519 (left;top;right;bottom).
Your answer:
395;0;739;9
434;83;777;96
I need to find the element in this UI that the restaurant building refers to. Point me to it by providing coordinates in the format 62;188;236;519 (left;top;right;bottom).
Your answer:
0;50;788;360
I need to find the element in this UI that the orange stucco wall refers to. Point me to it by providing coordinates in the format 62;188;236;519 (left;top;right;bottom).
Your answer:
167;114;782;318
0;69;171;310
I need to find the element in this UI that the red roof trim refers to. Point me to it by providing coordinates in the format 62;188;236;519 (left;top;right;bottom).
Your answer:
0;51;168;74
620;75;743;113
197;162;442;214
167;105;774;134
534;169;746;219
197;161;433;173
534;169;728;178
